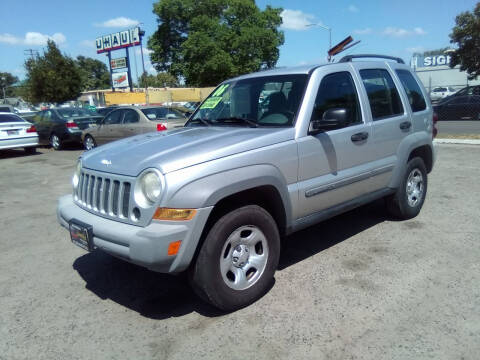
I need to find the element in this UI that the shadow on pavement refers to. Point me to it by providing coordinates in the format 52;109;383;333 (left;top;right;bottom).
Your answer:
73;199;388;319
0;148;41;159
279;199;388;270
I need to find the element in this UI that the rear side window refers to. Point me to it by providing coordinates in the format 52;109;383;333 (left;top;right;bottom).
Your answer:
123;109;139;123
395;70;426;112
0;113;25;123
360;69;403;120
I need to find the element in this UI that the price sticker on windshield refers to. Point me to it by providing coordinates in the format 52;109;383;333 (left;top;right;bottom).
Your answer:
200;96;223;109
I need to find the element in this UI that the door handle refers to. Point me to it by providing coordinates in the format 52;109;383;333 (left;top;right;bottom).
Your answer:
399;121;412;130
351;132;369;142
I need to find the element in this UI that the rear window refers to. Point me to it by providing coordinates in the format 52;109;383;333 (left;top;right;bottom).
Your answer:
141;107;184;120
0;106;12;112
57;108;99;118
395;70;427;112
0;113;25;123
360;69;403;120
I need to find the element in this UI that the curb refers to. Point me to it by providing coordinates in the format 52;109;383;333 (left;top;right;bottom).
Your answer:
434;138;480;145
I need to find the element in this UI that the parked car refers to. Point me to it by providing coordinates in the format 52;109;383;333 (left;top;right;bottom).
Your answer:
96;106;119;117
58;54;436;311
0;104;15;113
32;107;103;150
0;112;38;154
433;94;480;120
81;106;188;150
430;86;456;102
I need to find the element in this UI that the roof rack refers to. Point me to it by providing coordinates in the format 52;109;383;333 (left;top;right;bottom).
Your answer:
338;54;405;64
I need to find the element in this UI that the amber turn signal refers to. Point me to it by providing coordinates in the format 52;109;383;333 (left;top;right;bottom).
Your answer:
153;208;196;221
167;240;182;256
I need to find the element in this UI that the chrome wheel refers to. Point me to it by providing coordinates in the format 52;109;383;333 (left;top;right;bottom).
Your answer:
220;225;269;291
84;136;95;150
50;134;60;150
406;168;424;207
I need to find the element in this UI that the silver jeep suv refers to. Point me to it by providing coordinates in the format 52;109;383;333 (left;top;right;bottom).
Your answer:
57;54;436;311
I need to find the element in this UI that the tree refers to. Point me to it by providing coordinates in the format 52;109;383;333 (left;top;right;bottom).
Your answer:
75;56;110;90
138;71;179;88
148;0;284;86
0;72;19;98
24;40;83;103
449;3;480;80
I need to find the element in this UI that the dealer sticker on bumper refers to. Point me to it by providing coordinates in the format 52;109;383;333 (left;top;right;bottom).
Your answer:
69;219;94;252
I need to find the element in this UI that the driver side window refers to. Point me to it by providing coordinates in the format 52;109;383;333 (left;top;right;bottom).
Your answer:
311;72;362;127
104;110;123;125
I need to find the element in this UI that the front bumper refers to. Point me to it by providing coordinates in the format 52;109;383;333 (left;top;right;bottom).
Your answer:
57;195;213;273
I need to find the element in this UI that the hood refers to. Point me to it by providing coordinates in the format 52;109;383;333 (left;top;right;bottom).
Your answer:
81;126;294;176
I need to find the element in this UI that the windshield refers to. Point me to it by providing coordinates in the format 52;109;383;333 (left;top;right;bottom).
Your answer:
57;108;99;118
188;74;308;127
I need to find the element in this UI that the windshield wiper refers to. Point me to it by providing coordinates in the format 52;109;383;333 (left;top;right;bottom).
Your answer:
215;117;259;127
189;118;211;126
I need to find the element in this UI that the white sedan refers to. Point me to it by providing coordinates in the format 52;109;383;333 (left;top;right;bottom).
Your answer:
0;112;39;154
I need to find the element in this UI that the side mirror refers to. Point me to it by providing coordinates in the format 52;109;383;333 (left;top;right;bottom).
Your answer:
184;111;192;118
309;108;349;134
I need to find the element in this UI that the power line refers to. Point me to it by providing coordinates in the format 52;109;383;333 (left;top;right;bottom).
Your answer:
24;49;39;60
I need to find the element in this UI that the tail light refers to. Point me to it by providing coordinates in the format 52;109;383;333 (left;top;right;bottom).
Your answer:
157;123;167;131
66;121;79;129
432;112;438;139
26;125;36;133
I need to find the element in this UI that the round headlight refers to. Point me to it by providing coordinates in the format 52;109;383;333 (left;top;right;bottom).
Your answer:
141;171;162;203
135;170;163;207
72;160;82;188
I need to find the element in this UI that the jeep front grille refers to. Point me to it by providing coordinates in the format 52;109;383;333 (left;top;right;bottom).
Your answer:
74;170;132;220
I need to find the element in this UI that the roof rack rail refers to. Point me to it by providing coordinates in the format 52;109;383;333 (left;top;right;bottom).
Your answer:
339;54;405;64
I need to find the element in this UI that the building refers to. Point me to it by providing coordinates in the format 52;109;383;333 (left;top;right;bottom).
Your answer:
410;54;480;94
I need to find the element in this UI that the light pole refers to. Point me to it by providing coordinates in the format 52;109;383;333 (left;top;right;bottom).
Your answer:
0;76;5;102
307;23;332;61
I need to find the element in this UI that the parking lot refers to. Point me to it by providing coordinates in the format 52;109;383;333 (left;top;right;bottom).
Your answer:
0;143;479;360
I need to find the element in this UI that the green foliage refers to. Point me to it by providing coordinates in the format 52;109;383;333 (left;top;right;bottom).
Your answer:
0;72;19;98
449;3;480;80
148;0;284;86
24;40;83;104
75;56;110;90
138;71;179;88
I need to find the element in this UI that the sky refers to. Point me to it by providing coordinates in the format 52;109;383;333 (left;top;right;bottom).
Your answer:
0;0;477;82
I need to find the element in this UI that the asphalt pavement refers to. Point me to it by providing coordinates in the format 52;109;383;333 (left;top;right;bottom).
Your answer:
436;120;480;135
0;145;479;360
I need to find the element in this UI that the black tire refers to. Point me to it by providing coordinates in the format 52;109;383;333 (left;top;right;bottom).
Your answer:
50;133;62;150
84;135;96;151
189;205;280;311
24;147;36;155
386;157;427;219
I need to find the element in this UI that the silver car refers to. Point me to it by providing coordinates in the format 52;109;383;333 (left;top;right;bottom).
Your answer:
0;112;39;154
81;106;188;150
58;54;436;311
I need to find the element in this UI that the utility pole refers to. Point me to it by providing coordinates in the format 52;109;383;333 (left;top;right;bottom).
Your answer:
24;49;39;60
139;26;149;105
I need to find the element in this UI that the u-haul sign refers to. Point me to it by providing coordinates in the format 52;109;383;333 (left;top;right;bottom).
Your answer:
96;27;140;54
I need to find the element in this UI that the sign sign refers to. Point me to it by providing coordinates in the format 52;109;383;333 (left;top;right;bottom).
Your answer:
112;72;129;88
111;57;127;70
96;27;141;54
411;55;451;68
